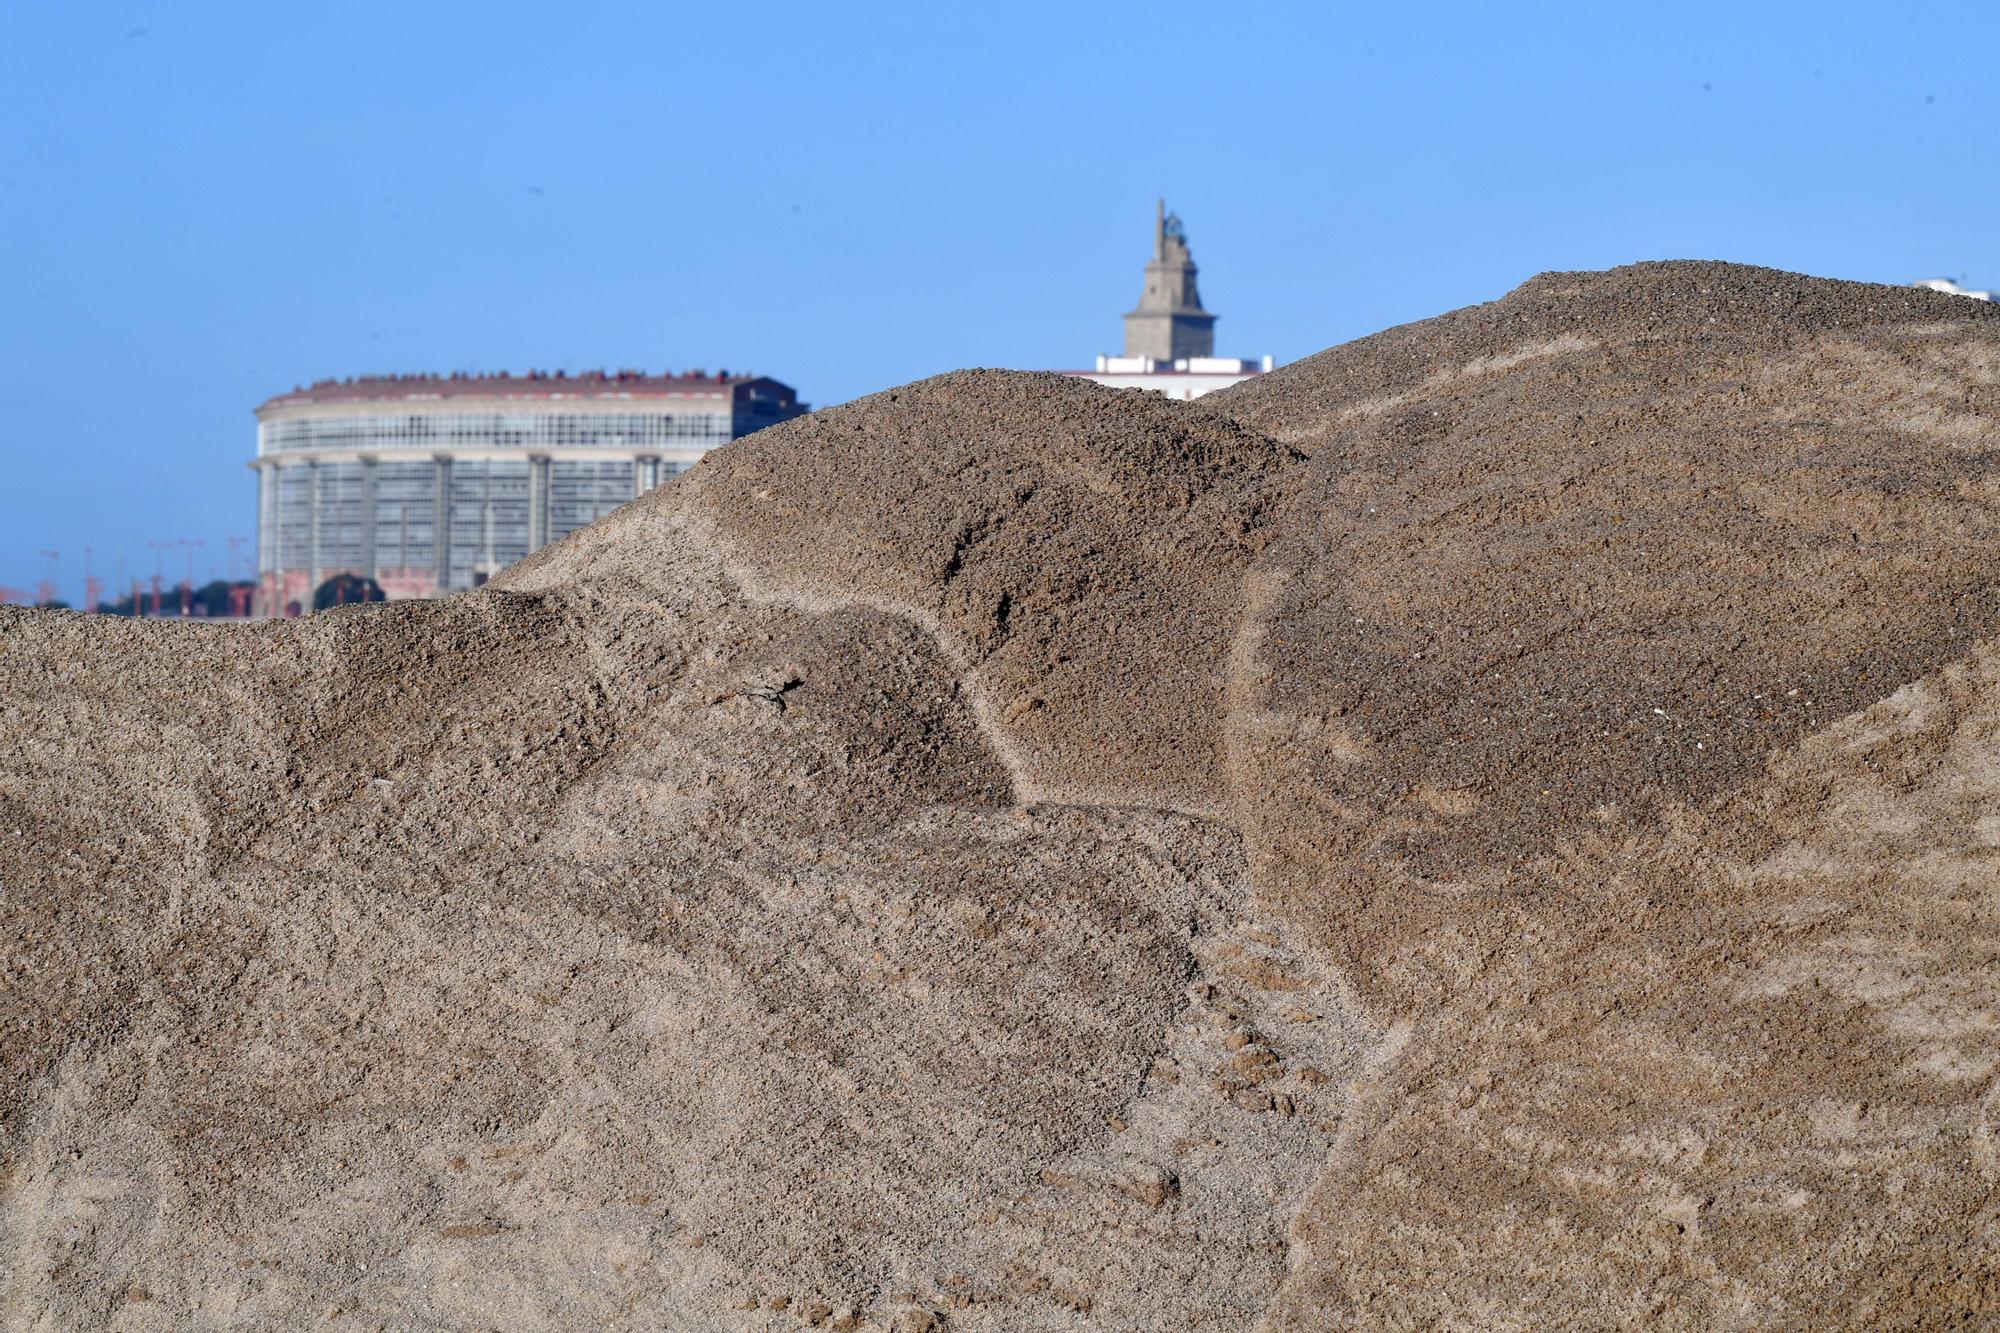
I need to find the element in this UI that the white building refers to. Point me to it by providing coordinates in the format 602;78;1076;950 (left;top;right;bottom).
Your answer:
1911;277;1995;302
1065;202;1274;400
1082;353;1277;401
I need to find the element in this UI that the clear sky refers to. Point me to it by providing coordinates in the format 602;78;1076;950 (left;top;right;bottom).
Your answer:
4;1;1996;601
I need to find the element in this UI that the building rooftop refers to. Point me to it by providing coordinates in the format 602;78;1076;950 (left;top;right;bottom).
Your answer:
258;368;781;411
1084;355;1274;376
1911;278;1995;302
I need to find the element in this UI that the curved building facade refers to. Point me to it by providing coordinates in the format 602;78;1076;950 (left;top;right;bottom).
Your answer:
252;369;806;614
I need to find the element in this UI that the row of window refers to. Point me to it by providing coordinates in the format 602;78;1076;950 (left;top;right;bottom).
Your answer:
257;457;691;591
447;461;531;582
259;411;737;454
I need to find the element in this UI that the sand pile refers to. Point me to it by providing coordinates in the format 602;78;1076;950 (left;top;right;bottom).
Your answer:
4;261;1998;1329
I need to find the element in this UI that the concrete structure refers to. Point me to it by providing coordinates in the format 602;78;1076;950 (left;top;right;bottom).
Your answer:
252;369;806;614
1124;199;1217;361
1066;202;1273;400
1080;352;1277;400
1913;277;1995;302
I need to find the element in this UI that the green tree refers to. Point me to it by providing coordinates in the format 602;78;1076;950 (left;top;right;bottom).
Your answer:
312;574;386;611
192;579;234;615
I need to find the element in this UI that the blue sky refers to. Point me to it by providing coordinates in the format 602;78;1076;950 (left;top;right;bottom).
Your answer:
3;1;1995;601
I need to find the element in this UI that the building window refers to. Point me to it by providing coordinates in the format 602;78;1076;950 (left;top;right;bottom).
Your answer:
446;459;531;592
548;459;636;543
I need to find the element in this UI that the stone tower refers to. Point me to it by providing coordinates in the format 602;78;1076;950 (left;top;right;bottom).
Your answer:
1123;199;1218;361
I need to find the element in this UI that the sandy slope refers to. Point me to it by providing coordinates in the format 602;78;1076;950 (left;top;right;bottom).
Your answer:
2;263;1996;1328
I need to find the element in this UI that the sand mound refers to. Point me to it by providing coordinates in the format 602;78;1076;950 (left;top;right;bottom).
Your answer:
4;262;1997;1328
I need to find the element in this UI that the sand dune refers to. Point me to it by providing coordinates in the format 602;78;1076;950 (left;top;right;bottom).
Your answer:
3;262;1996;1328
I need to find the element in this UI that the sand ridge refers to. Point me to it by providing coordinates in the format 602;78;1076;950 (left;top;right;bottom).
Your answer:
3;261;1998;1328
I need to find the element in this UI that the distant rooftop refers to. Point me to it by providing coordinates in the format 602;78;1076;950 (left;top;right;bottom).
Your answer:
259;368;781;411
1911;278;1994;302
1087;355;1274;376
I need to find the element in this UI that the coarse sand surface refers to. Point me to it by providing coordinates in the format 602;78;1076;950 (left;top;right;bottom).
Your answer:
3;261;1998;1328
